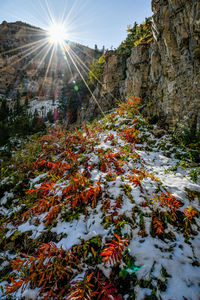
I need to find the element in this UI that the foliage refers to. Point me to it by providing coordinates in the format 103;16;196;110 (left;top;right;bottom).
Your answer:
151;192;182;218
117;17;152;57
22;172;101;225
184;206;197;220
153;214;164;235
98;148;126;175
89;54;105;84
2;94;200;299
97;280;122;300
101;234;129;266
189;170;199;183
117;97;141;115
68;272;122;300
67;273;95;300
0;98;46;146
6;243;79;299
120;127;139;143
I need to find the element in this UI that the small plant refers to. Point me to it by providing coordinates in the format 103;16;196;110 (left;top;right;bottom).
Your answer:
184;206;197;234
101;234;129;266
153;214;164;235
184;206;197;220
68;273;96;300
189;170;198;183
82;122;91;138
96;280;122;300
119;127;139;143
151;192;182;217
98;148;126;175
6;243;79;299
117;97;141;116
128;174;142;187
68;273;122;300
104;133;114;143
105;172;117;182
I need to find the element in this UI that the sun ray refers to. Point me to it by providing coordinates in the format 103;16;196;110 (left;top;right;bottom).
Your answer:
38;0;54;27
0;0;117;115
63;0;79;28
31;44;53;81
26;41;53;76
45;0;56;27
0;38;49;56
60;0;68;25
0;39;49;73
68;45;120;105
61;42;105;117
60;45;74;80
6;38;47;64
39;43;56;98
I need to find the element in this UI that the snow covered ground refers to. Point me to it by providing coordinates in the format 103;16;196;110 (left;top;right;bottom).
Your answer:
0;99;199;299
28;99;59;116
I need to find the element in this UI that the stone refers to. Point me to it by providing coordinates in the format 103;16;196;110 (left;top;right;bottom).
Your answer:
80;0;200;133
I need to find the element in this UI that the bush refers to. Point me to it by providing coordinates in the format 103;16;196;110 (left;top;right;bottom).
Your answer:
89;54;105;84
117;17;152;57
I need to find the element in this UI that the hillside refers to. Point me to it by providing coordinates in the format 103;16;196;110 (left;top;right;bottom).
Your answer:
0;20;102;146
0;20;98;100
0;98;199;299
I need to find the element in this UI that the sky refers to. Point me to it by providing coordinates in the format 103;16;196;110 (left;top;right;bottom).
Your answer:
0;0;152;49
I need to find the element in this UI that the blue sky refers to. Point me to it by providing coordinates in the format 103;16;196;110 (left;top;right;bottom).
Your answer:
0;0;152;49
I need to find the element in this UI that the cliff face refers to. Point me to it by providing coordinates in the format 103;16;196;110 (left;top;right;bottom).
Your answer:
0;21;96;101
77;51;126;123
128;0;200;131
79;0;200;132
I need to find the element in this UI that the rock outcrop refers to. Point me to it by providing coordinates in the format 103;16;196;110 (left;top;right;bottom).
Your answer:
143;0;200;131
79;0;200;132
77;51;126;123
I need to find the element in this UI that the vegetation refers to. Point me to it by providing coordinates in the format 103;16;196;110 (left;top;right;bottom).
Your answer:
117;17;152;57
0;98;46;147
59;77;93;124
89;54;105;84
0;97;199;299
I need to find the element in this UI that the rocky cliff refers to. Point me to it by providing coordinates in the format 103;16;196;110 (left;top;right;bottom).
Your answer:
79;0;200;133
0;21;97;101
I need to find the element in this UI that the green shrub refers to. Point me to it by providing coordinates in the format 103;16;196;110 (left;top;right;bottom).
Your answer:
89;54;105;84
117;17;152;57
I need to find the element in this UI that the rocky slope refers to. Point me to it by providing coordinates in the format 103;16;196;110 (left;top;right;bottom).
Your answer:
0;21;97;101
79;0;200;133
0;98;199;299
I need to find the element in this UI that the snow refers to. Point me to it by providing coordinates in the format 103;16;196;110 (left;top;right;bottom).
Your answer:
28;99;59;116
23;289;39;300
30;172;48;187
0;105;200;299
18;220;46;239
0;192;13;205
52;205;108;249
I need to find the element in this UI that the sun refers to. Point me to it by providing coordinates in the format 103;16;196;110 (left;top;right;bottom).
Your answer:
48;24;67;44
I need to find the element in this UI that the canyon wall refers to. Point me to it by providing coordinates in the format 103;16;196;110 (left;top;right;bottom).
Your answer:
79;0;200;132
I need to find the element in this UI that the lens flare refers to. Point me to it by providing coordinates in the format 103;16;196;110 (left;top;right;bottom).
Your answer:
48;24;67;44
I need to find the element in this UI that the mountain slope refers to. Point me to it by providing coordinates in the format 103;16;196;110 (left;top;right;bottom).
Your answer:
0;98;199;299
0;20;98;100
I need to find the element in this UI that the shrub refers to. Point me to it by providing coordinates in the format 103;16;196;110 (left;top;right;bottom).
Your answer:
117;17;152;57
89;54;105;84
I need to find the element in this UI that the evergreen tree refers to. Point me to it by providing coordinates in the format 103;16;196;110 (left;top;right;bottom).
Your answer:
0;99;9;121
